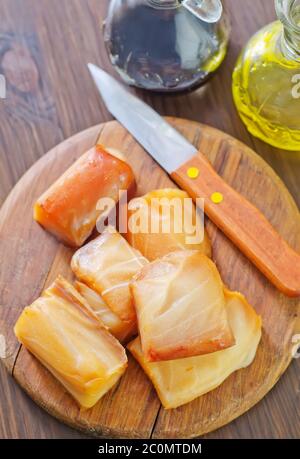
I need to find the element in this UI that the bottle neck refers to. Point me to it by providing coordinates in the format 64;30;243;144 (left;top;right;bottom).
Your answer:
147;0;179;8
147;1;223;22
276;0;300;61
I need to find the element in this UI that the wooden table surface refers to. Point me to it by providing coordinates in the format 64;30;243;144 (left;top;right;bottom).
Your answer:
0;0;299;439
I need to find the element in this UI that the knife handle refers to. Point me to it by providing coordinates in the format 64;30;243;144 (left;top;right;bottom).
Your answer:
171;153;300;297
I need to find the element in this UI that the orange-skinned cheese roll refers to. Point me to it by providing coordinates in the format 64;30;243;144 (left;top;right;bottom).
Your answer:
131;250;235;362
14;276;128;409
74;281;136;343
71;227;148;325
128;290;262;409
126;189;211;261
34;145;136;247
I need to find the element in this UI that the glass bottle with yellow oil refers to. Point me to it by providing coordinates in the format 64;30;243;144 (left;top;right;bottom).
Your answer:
232;0;300;150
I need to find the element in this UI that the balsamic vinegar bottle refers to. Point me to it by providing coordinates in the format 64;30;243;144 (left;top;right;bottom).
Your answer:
104;0;230;93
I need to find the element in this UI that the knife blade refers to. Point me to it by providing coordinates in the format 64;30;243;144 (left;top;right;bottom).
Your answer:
88;63;300;297
88;64;197;173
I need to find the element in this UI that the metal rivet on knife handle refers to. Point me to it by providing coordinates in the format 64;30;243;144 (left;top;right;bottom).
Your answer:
211;192;224;204
187;167;200;179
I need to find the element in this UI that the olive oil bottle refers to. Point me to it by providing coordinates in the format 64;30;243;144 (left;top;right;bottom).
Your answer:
232;0;300;150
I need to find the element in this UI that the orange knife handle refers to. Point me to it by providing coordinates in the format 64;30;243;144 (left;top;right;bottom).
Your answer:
171;153;300;297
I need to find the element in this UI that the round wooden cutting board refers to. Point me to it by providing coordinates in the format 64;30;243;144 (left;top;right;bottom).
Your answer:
0;118;299;439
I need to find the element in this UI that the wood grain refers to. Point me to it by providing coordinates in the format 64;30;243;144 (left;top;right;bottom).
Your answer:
0;0;299;439
0;118;297;438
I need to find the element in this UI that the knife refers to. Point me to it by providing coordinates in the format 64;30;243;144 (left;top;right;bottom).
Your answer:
88;64;300;298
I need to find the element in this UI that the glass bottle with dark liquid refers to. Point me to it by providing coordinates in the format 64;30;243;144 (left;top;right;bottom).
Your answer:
104;0;230;93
